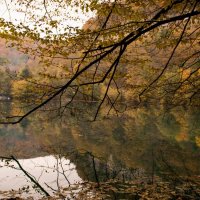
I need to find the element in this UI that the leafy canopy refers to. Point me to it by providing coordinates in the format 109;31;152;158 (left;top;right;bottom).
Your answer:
0;0;199;123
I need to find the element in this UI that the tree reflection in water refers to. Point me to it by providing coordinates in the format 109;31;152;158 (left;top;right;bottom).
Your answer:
0;107;200;199
0;150;200;199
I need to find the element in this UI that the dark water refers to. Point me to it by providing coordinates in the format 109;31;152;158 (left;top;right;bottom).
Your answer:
0;106;200;199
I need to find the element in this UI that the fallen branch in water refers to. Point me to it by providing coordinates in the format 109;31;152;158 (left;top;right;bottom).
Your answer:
0;155;50;197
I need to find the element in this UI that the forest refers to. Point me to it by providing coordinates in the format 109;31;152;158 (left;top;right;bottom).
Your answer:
0;0;199;123
0;0;199;199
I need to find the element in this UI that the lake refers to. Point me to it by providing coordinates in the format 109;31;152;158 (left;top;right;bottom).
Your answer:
0;106;200;199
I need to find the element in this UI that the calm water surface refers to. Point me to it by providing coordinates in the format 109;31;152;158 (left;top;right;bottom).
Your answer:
0;106;200;199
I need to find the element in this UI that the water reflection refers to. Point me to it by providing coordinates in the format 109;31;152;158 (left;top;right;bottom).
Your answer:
0;156;81;199
0;106;200;199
